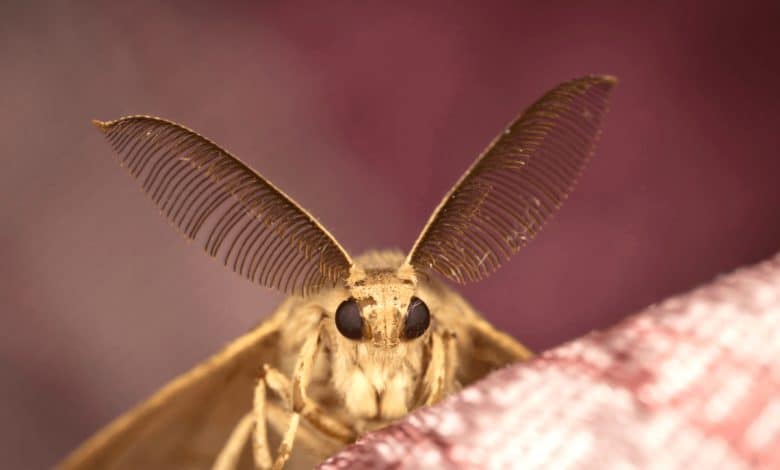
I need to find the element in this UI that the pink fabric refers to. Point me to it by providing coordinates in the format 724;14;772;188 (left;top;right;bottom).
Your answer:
320;254;780;469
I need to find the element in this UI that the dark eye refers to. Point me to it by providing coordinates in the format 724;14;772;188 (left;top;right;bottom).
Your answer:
403;297;430;339
335;298;363;340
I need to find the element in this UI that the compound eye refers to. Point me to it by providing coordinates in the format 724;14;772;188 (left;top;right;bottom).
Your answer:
335;298;363;340
403;297;430;339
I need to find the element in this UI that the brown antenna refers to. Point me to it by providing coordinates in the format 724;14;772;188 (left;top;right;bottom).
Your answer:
93;116;353;296
405;75;617;284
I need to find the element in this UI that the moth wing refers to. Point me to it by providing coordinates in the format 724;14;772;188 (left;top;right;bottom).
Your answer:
456;312;534;386
58;310;317;470
435;291;533;386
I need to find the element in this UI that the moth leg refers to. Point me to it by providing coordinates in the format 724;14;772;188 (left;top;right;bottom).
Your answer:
212;412;254;470
213;375;341;470
251;376;273;470
442;330;458;392
425;329;458;405
252;365;354;470
260;325;355;469
263;365;354;443
264;400;341;461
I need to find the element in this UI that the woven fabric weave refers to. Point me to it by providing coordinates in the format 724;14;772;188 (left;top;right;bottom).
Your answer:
320;253;780;469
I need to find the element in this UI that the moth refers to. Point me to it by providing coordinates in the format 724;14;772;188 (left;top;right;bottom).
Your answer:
60;75;615;470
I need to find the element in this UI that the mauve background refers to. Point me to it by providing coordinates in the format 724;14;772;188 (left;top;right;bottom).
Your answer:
1;1;779;468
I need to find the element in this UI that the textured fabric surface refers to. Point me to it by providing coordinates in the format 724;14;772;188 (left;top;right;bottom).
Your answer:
320;254;780;469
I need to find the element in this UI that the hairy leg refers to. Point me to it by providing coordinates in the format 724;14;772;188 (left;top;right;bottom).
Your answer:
252;378;272;469
264;401;341;462
264;366;354;443
212;398;339;470
442;330;458;393
212;413;254;470
425;329;458;406
260;324;355;469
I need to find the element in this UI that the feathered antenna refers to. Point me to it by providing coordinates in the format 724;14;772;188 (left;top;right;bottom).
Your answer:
93;116;353;296
405;75;616;284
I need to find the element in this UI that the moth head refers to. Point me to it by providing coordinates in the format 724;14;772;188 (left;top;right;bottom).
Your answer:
331;259;431;347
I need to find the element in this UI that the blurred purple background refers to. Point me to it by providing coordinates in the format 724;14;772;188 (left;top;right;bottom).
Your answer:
2;1;779;468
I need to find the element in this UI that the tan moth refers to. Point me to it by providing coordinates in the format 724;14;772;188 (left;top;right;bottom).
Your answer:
60;76;615;470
